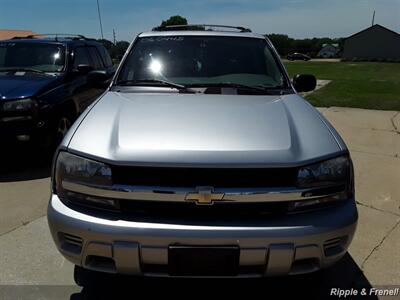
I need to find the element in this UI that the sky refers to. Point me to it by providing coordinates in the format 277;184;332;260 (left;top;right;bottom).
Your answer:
1;0;399;42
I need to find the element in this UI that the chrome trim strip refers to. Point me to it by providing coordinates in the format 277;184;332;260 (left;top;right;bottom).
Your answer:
62;181;344;203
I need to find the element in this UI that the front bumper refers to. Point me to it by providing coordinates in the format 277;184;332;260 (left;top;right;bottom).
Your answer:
0;119;35;140
0;116;50;142
48;194;358;277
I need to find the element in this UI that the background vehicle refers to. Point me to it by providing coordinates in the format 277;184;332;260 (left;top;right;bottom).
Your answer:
287;52;311;61
48;25;357;281
0;34;115;146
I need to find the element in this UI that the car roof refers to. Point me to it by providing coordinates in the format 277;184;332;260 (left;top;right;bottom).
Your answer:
0;37;102;47
138;30;266;39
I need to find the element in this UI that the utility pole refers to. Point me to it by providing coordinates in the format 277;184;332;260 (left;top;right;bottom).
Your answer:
372;10;375;26
96;0;104;39
113;29;116;45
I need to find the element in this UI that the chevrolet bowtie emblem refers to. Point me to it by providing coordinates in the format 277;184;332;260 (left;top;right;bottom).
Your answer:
185;187;224;205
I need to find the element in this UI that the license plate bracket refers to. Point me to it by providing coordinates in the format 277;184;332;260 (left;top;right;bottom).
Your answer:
168;245;240;276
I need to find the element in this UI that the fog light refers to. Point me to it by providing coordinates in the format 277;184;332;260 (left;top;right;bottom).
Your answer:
16;135;31;141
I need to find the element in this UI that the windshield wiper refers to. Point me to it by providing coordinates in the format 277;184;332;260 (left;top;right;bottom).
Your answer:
256;84;286;90
0;67;45;74
116;79;195;92
186;82;276;94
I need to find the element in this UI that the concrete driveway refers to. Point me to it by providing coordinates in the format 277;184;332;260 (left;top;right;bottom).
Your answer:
0;107;399;299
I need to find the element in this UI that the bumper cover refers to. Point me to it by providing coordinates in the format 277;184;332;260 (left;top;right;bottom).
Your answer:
48;194;358;277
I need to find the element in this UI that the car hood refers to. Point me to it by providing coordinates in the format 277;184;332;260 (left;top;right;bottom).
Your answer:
67;92;345;167
0;73;61;100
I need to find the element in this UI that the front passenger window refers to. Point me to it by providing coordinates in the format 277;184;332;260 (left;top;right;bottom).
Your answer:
73;47;91;68
87;47;104;70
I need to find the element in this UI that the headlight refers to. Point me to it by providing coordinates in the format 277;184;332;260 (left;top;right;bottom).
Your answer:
55;151;115;209
291;155;353;212
2;98;34;111
296;156;350;188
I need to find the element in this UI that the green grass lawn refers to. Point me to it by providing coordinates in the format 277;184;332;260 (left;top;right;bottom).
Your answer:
284;61;400;111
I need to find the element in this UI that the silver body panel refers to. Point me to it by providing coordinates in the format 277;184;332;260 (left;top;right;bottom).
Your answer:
66;92;345;167
49;30;356;278
48;195;357;277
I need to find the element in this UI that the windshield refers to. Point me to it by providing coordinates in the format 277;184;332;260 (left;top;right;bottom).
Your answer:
117;36;286;88
0;42;65;73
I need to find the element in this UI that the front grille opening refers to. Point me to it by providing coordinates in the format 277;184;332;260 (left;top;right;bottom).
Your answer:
63;198;290;225
323;236;348;257
117;200;289;225
112;166;298;188
85;255;116;273
59;232;83;255
62;195;343;226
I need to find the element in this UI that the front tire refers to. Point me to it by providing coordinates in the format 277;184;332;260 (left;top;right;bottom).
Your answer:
37;110;75;149
74;266;121;287
74;266;99;287
55;115;73;145
74;266;87;287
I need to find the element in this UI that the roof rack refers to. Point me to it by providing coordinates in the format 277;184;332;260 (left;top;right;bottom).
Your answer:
152;24;252;33
12;34;94;41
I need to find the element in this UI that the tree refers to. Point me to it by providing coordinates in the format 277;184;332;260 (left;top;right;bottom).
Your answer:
95;38;129;60
266;34;294;56
267;33;344;58
160;15;188;27
109;41;130;59
97;39;113;50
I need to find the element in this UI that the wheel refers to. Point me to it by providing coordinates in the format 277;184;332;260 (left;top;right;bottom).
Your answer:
74;265;121;288
74;266;87;287
55;115;73;144
44;110;76;148
74;266;101;287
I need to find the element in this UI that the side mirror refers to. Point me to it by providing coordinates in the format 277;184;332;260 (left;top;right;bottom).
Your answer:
75;64;94;75
293;74;317;93
87;70;110;88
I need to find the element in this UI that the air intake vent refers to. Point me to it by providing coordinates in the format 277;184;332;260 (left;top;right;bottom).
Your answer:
59;232;83;255
323;236;347;257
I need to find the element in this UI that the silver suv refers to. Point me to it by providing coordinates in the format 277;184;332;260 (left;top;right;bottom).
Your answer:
48;25;357;279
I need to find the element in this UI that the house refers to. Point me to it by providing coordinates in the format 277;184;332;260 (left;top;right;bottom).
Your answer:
0;29;38;40
318;44;340;58
343;24;400;61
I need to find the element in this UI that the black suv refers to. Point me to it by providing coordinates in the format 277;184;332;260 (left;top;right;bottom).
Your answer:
0;34;114;146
